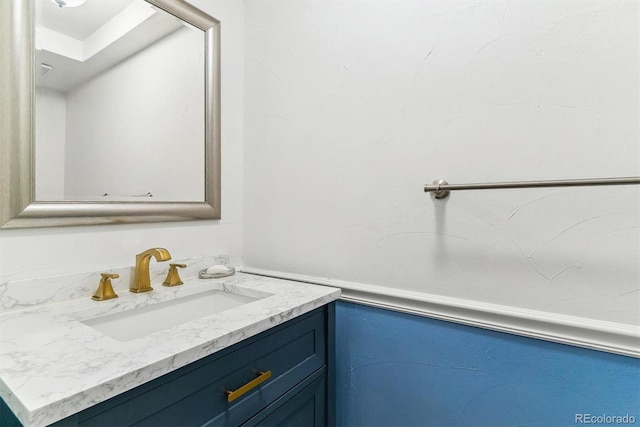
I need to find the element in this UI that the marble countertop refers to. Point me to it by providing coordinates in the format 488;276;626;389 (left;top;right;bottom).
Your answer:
0;272;340;427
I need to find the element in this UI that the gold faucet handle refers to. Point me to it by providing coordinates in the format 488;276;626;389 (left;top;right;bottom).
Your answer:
163;263;186;287
92;273;120;301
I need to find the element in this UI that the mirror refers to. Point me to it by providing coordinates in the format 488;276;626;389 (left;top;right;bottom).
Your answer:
0;0;221;228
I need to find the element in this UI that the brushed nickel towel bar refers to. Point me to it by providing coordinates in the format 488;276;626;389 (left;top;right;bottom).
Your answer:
425;177;640;199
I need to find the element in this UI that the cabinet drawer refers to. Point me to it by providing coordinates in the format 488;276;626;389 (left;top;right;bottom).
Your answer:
241;370;326;427
78;309;327;427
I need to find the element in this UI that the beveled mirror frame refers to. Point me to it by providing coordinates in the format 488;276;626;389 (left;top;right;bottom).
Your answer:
0;0;221;228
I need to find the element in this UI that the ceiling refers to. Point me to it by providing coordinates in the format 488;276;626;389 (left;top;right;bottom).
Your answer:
35;0;187;92
37;0;136;40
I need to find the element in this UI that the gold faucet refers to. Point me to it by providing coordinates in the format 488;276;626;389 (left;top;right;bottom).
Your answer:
131;248;172;293
163;263;186;287
92;273;119;301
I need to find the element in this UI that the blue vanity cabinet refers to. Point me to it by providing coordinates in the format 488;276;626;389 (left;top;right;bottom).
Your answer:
1;303;335;427
242;373;327;426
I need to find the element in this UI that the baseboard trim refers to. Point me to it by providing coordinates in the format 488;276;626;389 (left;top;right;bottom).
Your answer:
239;267;639;358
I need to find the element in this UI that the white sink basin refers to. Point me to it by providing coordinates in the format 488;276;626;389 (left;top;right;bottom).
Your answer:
83;289;261;342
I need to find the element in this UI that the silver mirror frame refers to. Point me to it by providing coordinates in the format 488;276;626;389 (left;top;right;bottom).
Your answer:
0;0;221;228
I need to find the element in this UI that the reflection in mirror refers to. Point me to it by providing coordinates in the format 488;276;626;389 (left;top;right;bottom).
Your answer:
35;0;205;202
0;0;220;228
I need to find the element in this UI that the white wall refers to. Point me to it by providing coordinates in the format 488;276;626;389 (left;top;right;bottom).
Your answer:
0;0;244;280
4;0;639;328
243;0;639;325
35;87;66;201
64;26;204;201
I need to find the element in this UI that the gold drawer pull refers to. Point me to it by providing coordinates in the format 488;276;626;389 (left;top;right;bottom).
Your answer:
226;371;272;403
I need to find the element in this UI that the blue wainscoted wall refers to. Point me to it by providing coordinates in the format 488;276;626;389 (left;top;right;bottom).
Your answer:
335;301;640;427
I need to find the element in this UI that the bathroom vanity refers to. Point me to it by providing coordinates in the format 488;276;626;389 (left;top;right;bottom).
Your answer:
0;268;340;427
54;305;331;426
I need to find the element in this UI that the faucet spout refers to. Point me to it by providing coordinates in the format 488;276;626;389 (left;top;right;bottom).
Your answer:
131;248;172;293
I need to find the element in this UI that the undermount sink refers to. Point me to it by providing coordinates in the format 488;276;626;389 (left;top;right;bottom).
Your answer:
82;289;262;342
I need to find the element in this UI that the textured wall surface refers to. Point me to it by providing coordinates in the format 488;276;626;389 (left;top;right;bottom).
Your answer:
243;0;639;325
335;301;640;426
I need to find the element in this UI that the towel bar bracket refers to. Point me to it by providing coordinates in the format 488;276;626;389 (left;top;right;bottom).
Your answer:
430;179;450;199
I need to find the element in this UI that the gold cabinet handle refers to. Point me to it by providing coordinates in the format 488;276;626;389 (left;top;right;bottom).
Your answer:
226;371;272;403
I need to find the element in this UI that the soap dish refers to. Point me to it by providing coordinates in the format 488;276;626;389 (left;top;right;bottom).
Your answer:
198;267;235;279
